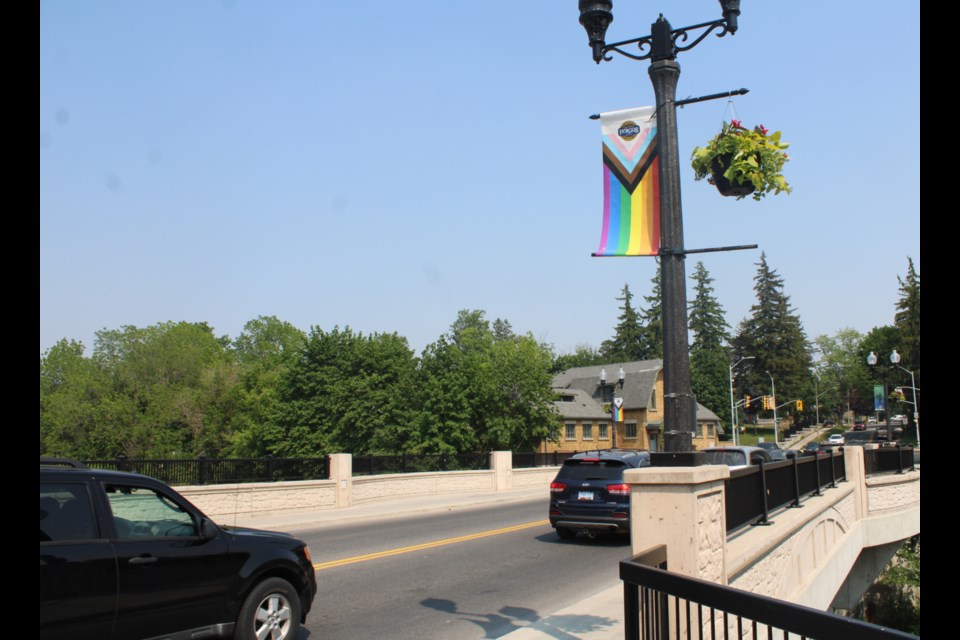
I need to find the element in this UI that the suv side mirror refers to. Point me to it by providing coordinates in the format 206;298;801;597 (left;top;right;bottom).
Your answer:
199;518;220;541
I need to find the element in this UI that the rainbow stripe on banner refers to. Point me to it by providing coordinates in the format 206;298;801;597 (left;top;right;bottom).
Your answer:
612;400;624;422
593;106;660;257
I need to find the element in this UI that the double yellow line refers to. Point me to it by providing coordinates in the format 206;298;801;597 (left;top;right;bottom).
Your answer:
313;519;549;572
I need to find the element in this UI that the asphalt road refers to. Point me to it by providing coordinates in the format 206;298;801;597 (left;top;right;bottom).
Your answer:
293;497;631;640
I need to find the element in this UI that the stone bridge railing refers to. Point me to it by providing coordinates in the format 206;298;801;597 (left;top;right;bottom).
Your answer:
624;446;920;609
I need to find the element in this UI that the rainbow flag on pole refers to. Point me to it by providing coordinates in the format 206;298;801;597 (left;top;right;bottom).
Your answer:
593;106;660;257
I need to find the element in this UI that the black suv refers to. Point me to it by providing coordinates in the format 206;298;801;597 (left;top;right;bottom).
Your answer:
548;449;650;540
40;458;316;640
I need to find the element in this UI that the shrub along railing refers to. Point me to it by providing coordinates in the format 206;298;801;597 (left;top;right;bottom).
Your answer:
351;453;489;476
621;544;917;640
725;451;846;533
84;456;331;486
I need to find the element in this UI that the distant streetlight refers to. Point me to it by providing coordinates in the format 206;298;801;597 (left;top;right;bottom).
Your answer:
765;371;778;445
867;349;920;447
888;350;920;447
599;366;626;448
866;351;896;442
729;357;754;446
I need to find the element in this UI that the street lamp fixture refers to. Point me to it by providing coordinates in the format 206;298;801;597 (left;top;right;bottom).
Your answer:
599;366;626;448
728;356;754;446
577;0;742;454
869;350;920;447
765;371;779;445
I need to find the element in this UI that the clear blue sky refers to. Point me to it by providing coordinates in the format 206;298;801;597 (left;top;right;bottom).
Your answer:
40;1;920;357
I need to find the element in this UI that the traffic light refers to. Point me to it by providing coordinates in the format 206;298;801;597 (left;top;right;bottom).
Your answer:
796;400;804;411
745;395;751;408
762;396;772;410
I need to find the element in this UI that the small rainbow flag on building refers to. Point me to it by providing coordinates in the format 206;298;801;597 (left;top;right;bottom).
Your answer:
612;397;624;422
593;106;660;257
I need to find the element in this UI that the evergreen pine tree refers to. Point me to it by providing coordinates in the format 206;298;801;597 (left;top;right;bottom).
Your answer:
732;253;814;419
600;284;647;361
638;265;663;359
688;262;731;425
894;257;920;375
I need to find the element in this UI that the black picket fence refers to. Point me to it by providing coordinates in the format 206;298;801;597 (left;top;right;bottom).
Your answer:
511;451;580;468
83;456;330;486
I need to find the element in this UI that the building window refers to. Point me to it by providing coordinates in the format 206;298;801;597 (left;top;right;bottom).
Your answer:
583;422;593;439
650;390;657;411
626;422;638;439
598;423;609;439
706;424;716;438
565;423;577;440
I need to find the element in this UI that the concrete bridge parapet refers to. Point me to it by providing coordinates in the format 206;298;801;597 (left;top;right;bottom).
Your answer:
623;446;920;609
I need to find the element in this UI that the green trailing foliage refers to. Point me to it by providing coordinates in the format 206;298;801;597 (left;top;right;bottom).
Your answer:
691;120;791;201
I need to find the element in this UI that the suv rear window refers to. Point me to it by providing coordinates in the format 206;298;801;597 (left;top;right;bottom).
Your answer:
704;450;747;466
556;459;628;481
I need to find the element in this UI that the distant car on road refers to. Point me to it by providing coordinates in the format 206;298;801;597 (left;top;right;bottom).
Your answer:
703;446;775;469
756;441;787;461
853;421;867;431
803;442;828;456
549;449;650;540
827;433;846;446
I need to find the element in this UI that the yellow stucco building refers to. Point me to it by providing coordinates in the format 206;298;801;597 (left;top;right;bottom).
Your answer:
544;360;721;453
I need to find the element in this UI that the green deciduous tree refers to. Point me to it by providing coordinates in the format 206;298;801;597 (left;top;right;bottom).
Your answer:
415;310;559;453
228;316;307;456
273;327;419;457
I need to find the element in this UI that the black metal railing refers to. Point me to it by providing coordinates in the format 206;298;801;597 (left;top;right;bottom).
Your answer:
863;445;916;476
351;453;489;476
725;451;846;532
512;451;579;468
84;456;330;486
622;545;918;640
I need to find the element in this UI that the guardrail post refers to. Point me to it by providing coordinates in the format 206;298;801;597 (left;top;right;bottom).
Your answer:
328;454;353;508
896;444;905;474
624;465;730;584
197;456;208;486
623;582;640;640
789;456;801;508
757;460;770;525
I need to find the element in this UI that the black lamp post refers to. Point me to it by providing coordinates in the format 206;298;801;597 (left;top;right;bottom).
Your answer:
599;366;625;448
578;1;741;453
868;350;911;443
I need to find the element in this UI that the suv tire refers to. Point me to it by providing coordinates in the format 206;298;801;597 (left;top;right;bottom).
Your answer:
236;577;301;640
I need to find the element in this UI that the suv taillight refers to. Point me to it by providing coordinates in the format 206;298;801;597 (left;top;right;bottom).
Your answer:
606;483;630;496
550;482;567;493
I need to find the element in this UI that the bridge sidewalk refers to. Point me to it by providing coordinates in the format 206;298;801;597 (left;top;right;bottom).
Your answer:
222;486;626;640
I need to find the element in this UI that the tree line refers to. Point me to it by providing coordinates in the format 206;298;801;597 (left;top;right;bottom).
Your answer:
40;256;919;459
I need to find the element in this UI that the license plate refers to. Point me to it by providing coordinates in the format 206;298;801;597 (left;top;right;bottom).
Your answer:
577;491;594;501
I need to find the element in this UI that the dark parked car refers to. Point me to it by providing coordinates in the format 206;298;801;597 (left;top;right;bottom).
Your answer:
755;441;786;460
40;458;316;640
549;449;650;539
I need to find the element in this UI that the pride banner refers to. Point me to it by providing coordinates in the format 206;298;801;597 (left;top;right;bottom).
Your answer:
593;106;660;257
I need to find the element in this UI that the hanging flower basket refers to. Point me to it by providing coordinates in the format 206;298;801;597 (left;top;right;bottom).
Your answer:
691;120;791;201
710;155;756;198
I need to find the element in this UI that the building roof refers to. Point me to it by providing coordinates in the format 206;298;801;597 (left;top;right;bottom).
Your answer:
552;388;609;420
697;404;721;422
552;360;663;410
